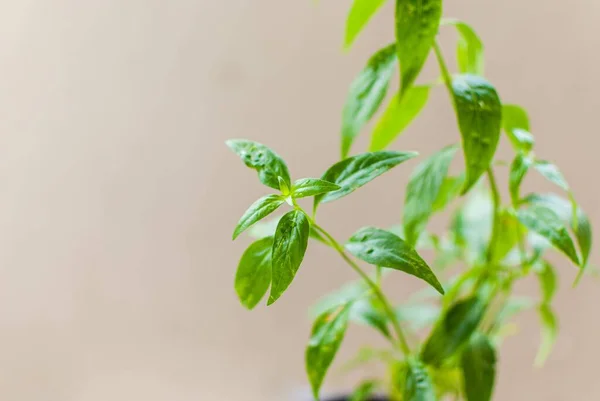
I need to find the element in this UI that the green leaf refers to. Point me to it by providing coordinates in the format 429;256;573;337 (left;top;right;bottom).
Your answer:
233;194;285;240
341;44;397;158
451;74;503;193
523;194;592;267
509;153;532;205
461;333;497;401
315;151;418;209
492;209;524;263
403;358;437;401
517;205;579;265
443;19;484;75
395;0;443;96
292;178;341;199
349;380;378;401
226;139;291;190
306;304;352;399
346;227;444;294
344;0;388;48
536;261;557;304
535;304;558;367
432;175;465;212
369;86;431;151
421;296;486;366
502;104;534;152
268;210;310;305
351;297;391;339
533;160;569;192
403;145;458;246
234;237;273;309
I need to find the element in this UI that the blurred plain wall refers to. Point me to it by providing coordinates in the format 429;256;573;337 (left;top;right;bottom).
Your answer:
0;1;598;400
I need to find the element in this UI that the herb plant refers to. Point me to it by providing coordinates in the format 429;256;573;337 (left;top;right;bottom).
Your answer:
227;1;593;400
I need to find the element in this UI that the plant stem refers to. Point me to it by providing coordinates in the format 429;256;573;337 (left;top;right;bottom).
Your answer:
486;168;501;263
312;223;411;356
433;40;455;107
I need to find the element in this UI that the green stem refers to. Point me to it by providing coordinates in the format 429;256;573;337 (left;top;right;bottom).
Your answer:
486;168;501;264
312;223;411;356
433;40;455;106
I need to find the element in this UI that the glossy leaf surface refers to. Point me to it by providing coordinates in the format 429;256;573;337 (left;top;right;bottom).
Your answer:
315;151;418;208
292;178;341;199
235;237;273;309
346;227;444;294
451;74;502;193
395;0;442;95
226;139;291;189
268;210;310;305
233;194;285;240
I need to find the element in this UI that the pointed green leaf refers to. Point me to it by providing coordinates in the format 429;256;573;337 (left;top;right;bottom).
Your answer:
492;209;524;263
443;19;484;75
461;334;497;401
344;0;388;48
341;44;397;158
421;296;486;366
523;194;592;267
432;175;465;212
233;195;285;240
370;86;431;151
315;151;418;208
517;205;579;265
536;261;557;304
292;178;341;199
533;160;569;192
226;139;291;190
509;153;532;205
268;210;310;305
403;145;458;246
278;176;291;196
346;227;444;294
306;304;352;399
395;0;443;96
451;74;502;193
502;104;534;152
535;304;558;367
234;237;273;309
349;380;378;401
403;358;437;401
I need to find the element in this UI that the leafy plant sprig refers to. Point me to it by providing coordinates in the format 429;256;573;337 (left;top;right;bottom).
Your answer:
227;2;593;400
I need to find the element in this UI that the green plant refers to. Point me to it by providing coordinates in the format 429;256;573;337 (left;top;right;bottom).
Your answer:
227;2;593;400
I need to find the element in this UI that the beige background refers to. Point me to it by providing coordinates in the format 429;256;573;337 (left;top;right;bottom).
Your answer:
0;0;598;400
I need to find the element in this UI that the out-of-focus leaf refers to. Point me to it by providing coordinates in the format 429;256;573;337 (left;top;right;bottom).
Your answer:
370;86;431;151
403;358;437;401
443;19;484;75
403;145;458;246
349;380;379;401
535;304;558;367
306;304;352;399
502;104;534;152
341;44;397;158
344;0;388;48
509;153;532;205
421;296;486;366
461;333;497;401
